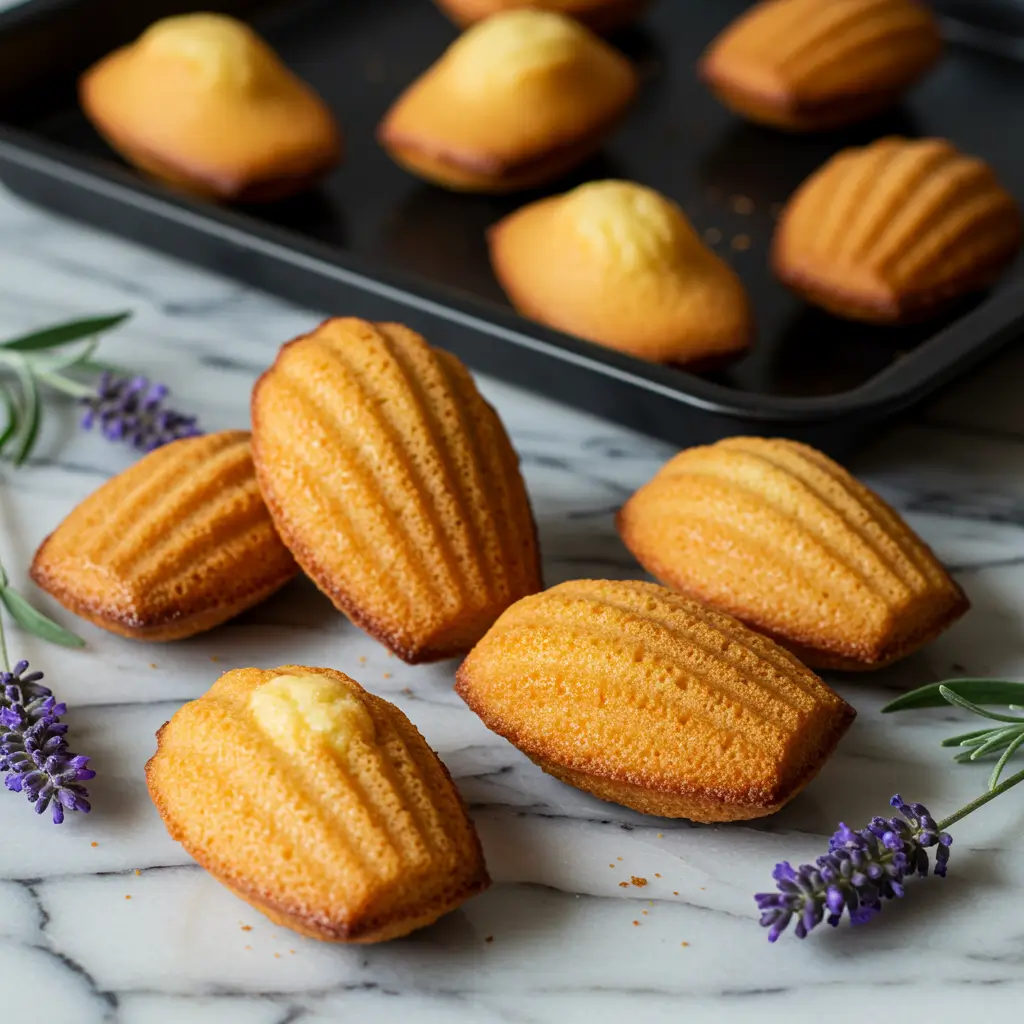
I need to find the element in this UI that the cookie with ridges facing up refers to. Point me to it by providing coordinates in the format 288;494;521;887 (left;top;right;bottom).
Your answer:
772;137;1023;323
79;13;342;201
377;10;637;192
618;437;969;670
251;318;542;663
31;431;298;642
456;580;854;822
489;180;753;365
432;0;650;34
146;666;489;942
699;0;942;131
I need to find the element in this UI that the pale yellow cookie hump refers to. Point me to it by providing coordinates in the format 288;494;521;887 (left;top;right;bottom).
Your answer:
31;431;298;642
456;580;855;822
79;13;342;201
772;137;1022;322
433;0;649;33
146;666;489;942
377;10;636;193
488;180;753;364
250;318;543;663
618;437;969;670
700;0;941;131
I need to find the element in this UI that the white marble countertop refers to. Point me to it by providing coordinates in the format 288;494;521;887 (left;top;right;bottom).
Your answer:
1;176;1024;1022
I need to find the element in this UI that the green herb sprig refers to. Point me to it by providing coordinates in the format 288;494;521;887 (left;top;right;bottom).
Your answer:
883;678;1024;791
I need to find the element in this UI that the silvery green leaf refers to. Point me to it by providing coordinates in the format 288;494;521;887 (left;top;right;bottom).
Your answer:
1;312;130;352
12;361;40;466
882;678;1024;712
941;728;998;748
990;733;1024;790
969;727;1023;760
0;384;17;455
940;685;1024;724
0;587;86;648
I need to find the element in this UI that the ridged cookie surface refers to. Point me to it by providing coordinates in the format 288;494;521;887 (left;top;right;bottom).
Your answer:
618;437;969;670
146;666;489;942
377;10;636;192
251;318;542;663
432;0;648;34
456;580;854;822
489;180;753;364
31;431;298;642
80;13;342;201
772;137;1022;322
700;0;941;131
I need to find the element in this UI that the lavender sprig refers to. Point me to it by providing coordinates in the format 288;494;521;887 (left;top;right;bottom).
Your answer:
80;372;200;452
0;659;94;823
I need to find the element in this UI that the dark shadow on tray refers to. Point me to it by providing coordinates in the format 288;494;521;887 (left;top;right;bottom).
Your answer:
253;187;348;247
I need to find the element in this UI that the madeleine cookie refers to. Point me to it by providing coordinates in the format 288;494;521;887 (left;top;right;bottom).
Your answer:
377;10;636;192
618;437;969;670
699;0;941;132
31;431;298;642
251;318;542;663
147;666;489;941
456;580;854;822
433;0;649;34
489;180;753;364
79;13;342;201
772;137;1023;323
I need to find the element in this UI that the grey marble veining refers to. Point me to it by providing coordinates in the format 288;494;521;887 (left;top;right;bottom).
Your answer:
1;163;1024;1021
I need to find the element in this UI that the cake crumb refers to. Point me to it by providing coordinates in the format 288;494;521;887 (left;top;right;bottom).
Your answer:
619;881;629;888
703;227;722;245
245;945;252;951
617;857;623;862
700;887;706;891
681;941;690;947
731;234;752;251
383;672;392;679
90;842;98;848
642;911;648;916
631;876;648;888
134;869;141;876
485;935;494;943
149;663;157;669
632;920;640;926
731;195;754;215
274;953;281;959
402;687;413;696
124;895;132;900
241;925;252;932
655;873;662;878
210;655;220;663
656;833;664;839
289;949;296;955
358;656;367;664
609;864;615;868
673;891;679;896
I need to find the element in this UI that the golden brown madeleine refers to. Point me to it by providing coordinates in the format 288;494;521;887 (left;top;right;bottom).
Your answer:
772;137;1023;323
456;580;854;822
31;431;298;642
618;437;969;671
377;10;637;193
146;666;489;942
250;318;542;663
489;180;753;365
432;0;649;34
699;0;941;132
79;13;342;201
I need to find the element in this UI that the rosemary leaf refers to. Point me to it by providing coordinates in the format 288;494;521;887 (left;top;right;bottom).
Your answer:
969;727;1023;761
12;361;40;466
940;727;1000;748
0;587;86;648
882;678;1024;712
991;733;1024;790
1;312;130;352
0;384;17;454
940;685;1024;724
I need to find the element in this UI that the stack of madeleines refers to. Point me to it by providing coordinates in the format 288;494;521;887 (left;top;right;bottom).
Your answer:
77;3;1023;366
32;312;969;943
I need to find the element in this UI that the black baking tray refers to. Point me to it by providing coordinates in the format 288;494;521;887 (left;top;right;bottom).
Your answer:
0;0;1023;453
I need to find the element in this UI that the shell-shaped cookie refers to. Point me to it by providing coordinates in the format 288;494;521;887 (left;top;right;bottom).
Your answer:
251;318;543;663
146;666;489;942
79;13;342;201
31;431;298;642
432;0;649;34
772;137;1023;322
377;10;637;192
699;0;942;131
618;437;969;670
489;180;753;364
456;580;854;822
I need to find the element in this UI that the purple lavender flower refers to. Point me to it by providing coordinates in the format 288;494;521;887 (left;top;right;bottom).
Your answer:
0;660;94;824
81;372;200;453
754;795;951;941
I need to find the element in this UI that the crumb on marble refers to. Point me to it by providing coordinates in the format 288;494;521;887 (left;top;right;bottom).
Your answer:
149;663;157;669
631;876;648;888
274;953;281;959
673;891;679;896
383;673;392;679
241;925;252;932
731;234;752;251
632;920;640;926
90;841;98;848
245;945;252;951
609;864;615;868
134;869;141;876
289;950;296;955
210;655;220;663
358;656;367;664
617;857;623;861
124;895;132;900
642;911;648;916
655;873;661;878
401;687;413;696
700;887;706;891
681;941;690;948
619;881;629;888
656;833;664;839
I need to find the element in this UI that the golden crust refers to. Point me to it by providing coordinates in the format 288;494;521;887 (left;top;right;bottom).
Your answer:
30;431;298;642
488;180;753;365
699;0;942;132
432;0;650;34
79;13;342;201
145;666;490;942
456;579;854;822
772;137;1023;323
377;10;636;192
618;437;969;670
250;318;543;664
